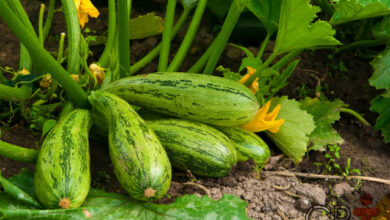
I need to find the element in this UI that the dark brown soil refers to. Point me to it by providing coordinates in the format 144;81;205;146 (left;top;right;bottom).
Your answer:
0;1;389;219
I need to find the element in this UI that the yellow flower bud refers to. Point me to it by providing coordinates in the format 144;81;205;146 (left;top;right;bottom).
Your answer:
40;75;52;88
19;68;30;75
70;74;79;82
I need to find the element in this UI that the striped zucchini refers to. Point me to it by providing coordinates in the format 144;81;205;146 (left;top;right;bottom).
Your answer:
219;127;270;166
88;91;171;201
103;72;259;127
146;119;237;177
34;109;91;209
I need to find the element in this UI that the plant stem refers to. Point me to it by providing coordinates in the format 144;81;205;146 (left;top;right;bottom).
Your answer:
336;39;385;54
43;0;56;41
0;140;38;164
62;0;81;74
39;4;45;46
167;0;208;72
188;43;212;73
272;49;303;71
203;0;249;75
98;0;116;68
57;33;66;63
0;2;89;108
130;8;191;74
340;107;371;126
158;0;176;72
0;84;30;102
117;0;131;77
256;32;271;60
245;52;278;86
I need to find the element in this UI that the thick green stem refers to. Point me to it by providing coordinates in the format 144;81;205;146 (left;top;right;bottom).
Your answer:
340;107;371;126
203;0;249;75
0;140;38;164
39;4;45;46
245;52;277;86
256;32;271;60
98;0;116;68
43;0;56;41
6;0;37;71
117;0;131;77
0;2;89;108
62;0;81;74
158;0;176;72
167;0;208;72
130;8;191;74
336;39;385;54
0;84;30;102
272;49;303;71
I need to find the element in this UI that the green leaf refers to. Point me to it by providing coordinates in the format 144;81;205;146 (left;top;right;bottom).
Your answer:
41;119;56;138
370;92;390;142
0;171;250;220
266;97;315;163
247;0;282;34
181;0;199;9
274;0;341;54
216;66;242;81
300;98;344;151
129;13;164;40
330;0;390;25
369;48;390;90
372;16;390;39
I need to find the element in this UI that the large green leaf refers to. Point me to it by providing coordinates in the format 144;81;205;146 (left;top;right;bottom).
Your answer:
274;0;341;54
266;97;315;163
0;171;249;220
247;0;282;34
369;48;390;90
370;92;390;143
300;98;344;151
330;0;390;25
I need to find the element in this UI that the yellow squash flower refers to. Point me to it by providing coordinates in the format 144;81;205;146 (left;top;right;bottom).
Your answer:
242;100;285;133
74;0;100;28
240;66;258;94
19;68;30;75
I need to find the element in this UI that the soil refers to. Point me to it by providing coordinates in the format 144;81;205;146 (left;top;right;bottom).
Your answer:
1;1;390;219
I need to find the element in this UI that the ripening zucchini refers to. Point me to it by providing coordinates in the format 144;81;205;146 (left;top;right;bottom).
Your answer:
219;127;270;166
88;91;171;201
34;109;92;209
147;119;237;177
102;72;259;127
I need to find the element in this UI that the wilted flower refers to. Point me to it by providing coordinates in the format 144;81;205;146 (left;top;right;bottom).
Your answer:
239;66;258;94
70;74;79;82
89;63;105;86
74;0;100;28
40;74;52;88
19;68;30;75
242;100;285;133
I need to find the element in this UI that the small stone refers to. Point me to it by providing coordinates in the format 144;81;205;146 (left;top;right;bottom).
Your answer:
333;182;354;197
248;203;256;209
296;197;312;212
243;193;253;200
295;183;326;205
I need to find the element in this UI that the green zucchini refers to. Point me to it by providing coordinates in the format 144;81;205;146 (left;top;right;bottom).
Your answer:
219;127;270;166
34;109;91;209
103;72;259;127
88;91;171;201
146;119;237;177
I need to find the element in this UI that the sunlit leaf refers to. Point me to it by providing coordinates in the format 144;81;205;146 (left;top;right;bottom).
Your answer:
266;97;315;163
330;0;390;25
129;13;164;40
274;0;341;54
247;0;282;34
300;98;344;151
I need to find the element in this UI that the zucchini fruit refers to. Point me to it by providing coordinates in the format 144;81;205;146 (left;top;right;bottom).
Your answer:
103;72;259;127
88;91;171;201
146;119;237;177
34;109;91;209
219;127;270;166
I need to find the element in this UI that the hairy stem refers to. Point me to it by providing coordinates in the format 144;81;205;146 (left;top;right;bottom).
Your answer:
158;0;176;72
98;0;116;68
272;49;303;71
117;0;131;77
256;32;271;60
167;0;208;72
0;140;38;164
43;0;56;41
340;107;371;126
0;84;31;102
